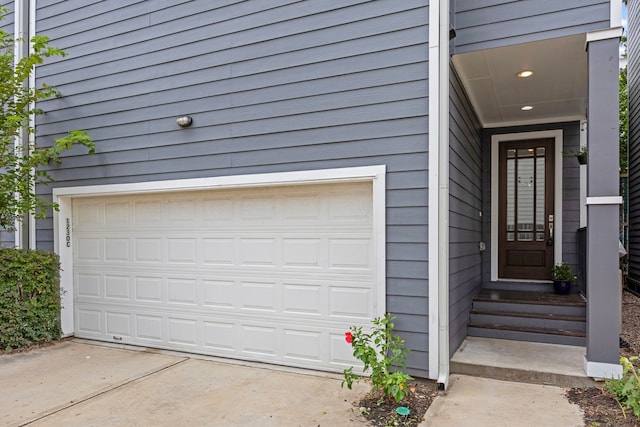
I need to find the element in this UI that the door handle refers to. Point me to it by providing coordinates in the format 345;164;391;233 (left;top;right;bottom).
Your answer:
549;222;553;239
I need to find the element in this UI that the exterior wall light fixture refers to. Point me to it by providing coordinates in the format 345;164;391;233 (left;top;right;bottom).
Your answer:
176;116;193;127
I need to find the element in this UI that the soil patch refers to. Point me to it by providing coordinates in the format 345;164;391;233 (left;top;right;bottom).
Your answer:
567;290;640;426
355;379;439;427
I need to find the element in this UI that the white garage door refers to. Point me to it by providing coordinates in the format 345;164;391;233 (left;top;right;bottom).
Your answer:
72;182;377;371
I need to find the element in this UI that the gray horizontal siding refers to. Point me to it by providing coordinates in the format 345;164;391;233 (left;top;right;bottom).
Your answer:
448;65;483;355
453;0;611;54
628;0;640;284
1;1;13;33
34;0;431;377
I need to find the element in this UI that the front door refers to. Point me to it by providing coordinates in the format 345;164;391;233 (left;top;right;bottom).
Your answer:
498;138;554;280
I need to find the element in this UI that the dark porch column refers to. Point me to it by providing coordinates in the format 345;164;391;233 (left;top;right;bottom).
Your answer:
585;34;622;378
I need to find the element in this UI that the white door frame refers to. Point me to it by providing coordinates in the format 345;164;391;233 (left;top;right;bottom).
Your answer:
53;165;387;336
490;130;563;281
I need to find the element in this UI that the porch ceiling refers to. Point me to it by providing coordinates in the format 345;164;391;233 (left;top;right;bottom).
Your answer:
451;34;588;128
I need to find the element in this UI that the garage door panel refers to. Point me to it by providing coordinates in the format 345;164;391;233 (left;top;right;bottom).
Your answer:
167;199;196;221
239;238;278;266
135;276;163;302
240;280;277;312
77;274;102;298
202;238;235;265
135;314;163;342
202;279;235;308
241;324;278;357
77;308;102;334
203;321;236;352
77;238;101;261
105;238;130;261
329;286;372;319
330;330;361;367
73;182;377;372
283;329;322;363
329;238;372;270
282;194;322;219
200;198;234;222
75;271;374;316
329;190;372;220
167;238;197;264
167;278;197;305
105;275;130;300
104;201;130;224
282;238;323;268
106;312;131;337
168;318;198;346
134;200;163;223
76;203;102;226
282;283;323;315
134;238;162;263
239;196;277;220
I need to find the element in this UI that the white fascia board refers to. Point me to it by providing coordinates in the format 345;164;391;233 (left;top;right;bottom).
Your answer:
586;27;623;44
611;0;622;28
585;196;623;205
52;166;386;197
483;115;587;129
427;0;440;381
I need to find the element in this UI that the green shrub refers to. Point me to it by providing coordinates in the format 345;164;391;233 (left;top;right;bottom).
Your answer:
0;248;62;350
342;313;413;402
604;356;640;421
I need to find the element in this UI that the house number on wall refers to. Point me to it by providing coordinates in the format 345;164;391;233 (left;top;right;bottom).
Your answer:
65;218;71;248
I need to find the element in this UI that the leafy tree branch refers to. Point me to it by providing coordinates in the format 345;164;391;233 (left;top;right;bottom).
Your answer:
0;8;93;230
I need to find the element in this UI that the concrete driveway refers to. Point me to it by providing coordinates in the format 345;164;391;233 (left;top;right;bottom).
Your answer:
1;340;369;426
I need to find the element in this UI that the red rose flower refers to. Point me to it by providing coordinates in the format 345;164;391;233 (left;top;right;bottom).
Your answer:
345;331;353;344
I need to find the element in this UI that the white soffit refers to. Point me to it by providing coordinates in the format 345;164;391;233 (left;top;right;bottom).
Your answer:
452;34;588;127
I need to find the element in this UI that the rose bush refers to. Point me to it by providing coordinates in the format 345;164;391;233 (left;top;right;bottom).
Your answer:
341;313;413;402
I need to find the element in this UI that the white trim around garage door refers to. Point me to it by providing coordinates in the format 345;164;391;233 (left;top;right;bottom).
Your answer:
53;165;387;336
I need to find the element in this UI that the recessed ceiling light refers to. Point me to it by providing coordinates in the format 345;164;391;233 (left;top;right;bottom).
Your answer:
517;70;533;78
521;105;534;111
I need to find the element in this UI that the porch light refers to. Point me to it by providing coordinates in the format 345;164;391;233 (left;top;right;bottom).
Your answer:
521;105;534;111
176;116;193;127
517;70;533;78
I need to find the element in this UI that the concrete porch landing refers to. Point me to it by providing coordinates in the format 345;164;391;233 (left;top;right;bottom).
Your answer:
450;336;598;388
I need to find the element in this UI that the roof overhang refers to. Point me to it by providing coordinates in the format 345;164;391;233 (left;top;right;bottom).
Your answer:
451;34;588;128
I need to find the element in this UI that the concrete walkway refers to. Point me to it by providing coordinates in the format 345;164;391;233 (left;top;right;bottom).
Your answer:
1;340;369;426
421;375;583;427
1;339;587;427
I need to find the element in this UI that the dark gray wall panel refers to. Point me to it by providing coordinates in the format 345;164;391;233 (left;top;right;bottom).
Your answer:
448;66;483;355
628;0;640;286
481;122;582;285
33;0;430;377
453;0;611;54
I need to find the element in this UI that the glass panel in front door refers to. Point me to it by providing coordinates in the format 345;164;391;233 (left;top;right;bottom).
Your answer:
505;147;546;243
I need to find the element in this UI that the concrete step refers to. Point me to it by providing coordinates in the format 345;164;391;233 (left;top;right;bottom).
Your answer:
450;337;597;388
